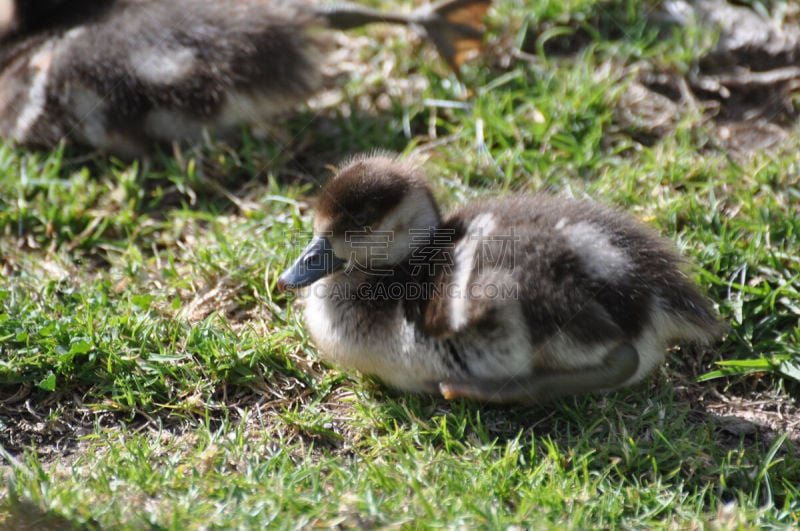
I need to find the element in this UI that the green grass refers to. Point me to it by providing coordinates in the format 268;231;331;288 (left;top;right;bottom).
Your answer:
2;0;799;527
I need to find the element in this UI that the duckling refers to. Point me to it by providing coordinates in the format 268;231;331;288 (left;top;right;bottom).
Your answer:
277;155;722;404
0;0;490;157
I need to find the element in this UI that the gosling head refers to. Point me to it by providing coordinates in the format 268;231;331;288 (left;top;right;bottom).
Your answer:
278;156;441;290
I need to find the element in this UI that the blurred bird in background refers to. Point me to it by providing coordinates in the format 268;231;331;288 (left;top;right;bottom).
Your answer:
0;0;490;157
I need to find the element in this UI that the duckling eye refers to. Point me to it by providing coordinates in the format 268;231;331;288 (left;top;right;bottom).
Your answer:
353;213;368;226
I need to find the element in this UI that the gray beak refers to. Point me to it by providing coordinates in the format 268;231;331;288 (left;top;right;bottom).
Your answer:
277;235;346;291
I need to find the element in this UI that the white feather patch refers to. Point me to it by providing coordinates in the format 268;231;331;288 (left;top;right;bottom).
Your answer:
12;44;53;141
131;46;195;85
559;221;631;281
449;212;496;331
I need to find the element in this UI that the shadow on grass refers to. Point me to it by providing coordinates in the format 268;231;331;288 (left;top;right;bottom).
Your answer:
2;362;798;518
358;374;799;508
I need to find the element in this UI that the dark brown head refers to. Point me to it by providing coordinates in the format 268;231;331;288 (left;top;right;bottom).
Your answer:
278;155;441;289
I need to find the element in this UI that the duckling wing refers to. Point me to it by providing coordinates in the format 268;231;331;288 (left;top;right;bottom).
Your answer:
422;202;633;357
422;206;531;339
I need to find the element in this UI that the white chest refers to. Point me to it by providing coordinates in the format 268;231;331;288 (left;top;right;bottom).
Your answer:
299;278;535;393
301;283;443;391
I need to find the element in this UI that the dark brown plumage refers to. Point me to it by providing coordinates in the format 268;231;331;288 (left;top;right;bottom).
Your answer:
278;155;723;404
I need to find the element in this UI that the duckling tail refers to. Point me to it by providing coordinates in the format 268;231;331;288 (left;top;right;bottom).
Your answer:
315;0;492;70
